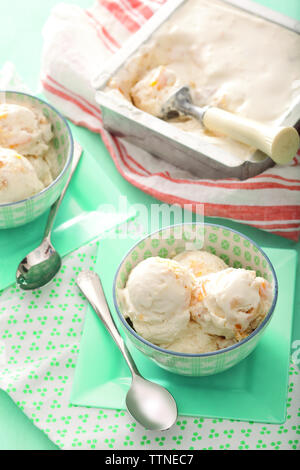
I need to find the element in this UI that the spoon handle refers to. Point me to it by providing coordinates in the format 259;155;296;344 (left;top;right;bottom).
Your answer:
43;141;83;239
77;270;139;377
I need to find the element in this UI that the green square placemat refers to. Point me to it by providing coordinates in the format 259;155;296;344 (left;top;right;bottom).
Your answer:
71;239;297;424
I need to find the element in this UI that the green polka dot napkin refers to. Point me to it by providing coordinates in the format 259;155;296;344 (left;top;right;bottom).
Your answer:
0;241;299;450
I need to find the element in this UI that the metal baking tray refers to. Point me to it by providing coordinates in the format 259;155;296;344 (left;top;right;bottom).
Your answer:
94;0;300;180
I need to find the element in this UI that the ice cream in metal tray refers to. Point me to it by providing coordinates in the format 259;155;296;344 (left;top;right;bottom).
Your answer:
96;0;300;179
120;250;273;354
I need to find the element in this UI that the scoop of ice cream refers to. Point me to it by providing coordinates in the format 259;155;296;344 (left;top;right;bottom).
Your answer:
130;66;181;116
0;103;53;157
174;250;227;277
0;147;44;203
190;268;273;340
26;155;53;187
120;256;194;346
165;320;236;354
44;146;61;180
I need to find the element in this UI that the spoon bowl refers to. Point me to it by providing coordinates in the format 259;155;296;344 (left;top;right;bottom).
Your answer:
16;239;61;290
126;375;177;431
16;142;83;290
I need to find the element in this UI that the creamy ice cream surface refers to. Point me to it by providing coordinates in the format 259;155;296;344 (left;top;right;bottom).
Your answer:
0;148;44;203
131;66;181;117
0;102;56;204
120;250;273;353
165;320;235;354
107;0;300;160
120;256;194;346
174;250;227;277
0;103;52;157
190;268;273;340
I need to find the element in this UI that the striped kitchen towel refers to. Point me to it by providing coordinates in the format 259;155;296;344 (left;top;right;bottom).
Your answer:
41;0;300;241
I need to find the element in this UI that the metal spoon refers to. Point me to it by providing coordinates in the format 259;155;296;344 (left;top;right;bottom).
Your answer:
76;270;178;431
16;141;83;290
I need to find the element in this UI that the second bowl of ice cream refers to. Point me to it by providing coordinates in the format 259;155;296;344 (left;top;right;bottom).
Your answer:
113;223;278;376
0;91;73;229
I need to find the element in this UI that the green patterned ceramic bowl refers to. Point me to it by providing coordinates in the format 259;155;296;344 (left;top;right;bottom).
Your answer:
0;91;73;229
113;223;278;376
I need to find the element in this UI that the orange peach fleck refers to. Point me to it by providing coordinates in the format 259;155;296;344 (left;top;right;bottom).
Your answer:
230;298;240;309
0;178;7;189
259;281;267;296
197;281;208;301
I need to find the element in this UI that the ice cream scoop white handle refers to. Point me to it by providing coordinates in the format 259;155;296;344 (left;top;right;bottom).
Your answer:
163;86;300;165
202;107;299;165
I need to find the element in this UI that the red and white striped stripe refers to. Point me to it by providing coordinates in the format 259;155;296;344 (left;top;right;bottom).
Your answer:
41;0;300;242
84;10;120;53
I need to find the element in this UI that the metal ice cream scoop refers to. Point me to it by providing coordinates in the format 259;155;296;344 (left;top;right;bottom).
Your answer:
160;86;300;164
77;270;178;431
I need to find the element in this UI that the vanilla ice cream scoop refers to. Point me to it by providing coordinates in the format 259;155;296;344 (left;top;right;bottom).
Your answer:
120;256;194;346
0;148;44;203
26;155;53;187
0;103;53;157
165;320;235;354
174;250;227;277
130;66;181;117
190;268;273;340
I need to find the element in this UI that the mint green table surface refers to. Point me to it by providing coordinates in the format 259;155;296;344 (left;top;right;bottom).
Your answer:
0;0;299;451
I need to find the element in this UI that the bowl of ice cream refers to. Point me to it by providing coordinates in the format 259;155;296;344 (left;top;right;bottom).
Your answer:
0;91;73;229
113;223;278;376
